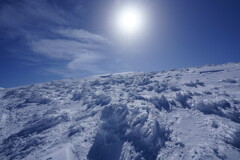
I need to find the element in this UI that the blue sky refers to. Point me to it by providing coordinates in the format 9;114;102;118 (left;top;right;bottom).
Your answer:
0;0;240;88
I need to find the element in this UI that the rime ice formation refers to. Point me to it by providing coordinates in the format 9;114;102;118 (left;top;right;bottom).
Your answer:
0;63;240;160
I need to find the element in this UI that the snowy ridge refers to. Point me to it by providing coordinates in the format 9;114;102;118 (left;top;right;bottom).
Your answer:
0;63;240;160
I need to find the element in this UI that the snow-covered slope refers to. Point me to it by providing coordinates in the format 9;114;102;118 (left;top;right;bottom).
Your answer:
0;63;240;160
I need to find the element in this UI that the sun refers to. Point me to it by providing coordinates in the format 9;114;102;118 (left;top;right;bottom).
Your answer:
116;6;144;36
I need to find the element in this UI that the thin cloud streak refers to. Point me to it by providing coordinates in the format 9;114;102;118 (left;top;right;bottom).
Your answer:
30;28;116;75
31;38;101;59
0;0;130;79
0;0;83;29
55;29;112;45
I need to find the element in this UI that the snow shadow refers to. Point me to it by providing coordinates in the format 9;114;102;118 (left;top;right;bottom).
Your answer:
196;100;240;123
88;104;128;160
88;104;171;160
0;114;69;160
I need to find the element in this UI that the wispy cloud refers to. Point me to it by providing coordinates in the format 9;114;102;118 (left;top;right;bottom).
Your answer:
67;53;105;72
30;28;115;75
0;0;83;29
31;39;101;59
0;0;129;78
55;29;112;45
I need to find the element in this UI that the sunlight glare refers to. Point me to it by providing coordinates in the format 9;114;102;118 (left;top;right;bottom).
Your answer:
116;6;144;36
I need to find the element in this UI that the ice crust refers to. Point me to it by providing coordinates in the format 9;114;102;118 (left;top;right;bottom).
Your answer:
0;63;240;160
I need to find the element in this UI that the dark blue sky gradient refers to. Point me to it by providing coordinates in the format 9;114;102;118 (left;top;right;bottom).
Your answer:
0;0;240;88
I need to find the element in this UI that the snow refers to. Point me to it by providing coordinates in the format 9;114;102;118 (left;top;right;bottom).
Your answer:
41;143;77;160
0;62;240;160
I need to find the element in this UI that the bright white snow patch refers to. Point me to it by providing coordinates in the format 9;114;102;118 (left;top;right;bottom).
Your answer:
0;62;240;160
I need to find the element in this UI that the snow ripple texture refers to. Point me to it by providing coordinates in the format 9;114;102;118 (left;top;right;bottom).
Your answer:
0;63;240;160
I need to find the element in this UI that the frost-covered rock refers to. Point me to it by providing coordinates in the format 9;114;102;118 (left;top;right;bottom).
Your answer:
0;62;240;160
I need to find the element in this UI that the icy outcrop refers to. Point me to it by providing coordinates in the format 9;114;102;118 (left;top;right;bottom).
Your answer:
0;63;240;160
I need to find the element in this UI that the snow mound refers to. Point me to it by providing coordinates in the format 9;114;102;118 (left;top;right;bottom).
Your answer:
0;62;240;160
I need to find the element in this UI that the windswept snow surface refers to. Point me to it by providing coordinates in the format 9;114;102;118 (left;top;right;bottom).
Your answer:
1;63;240;160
